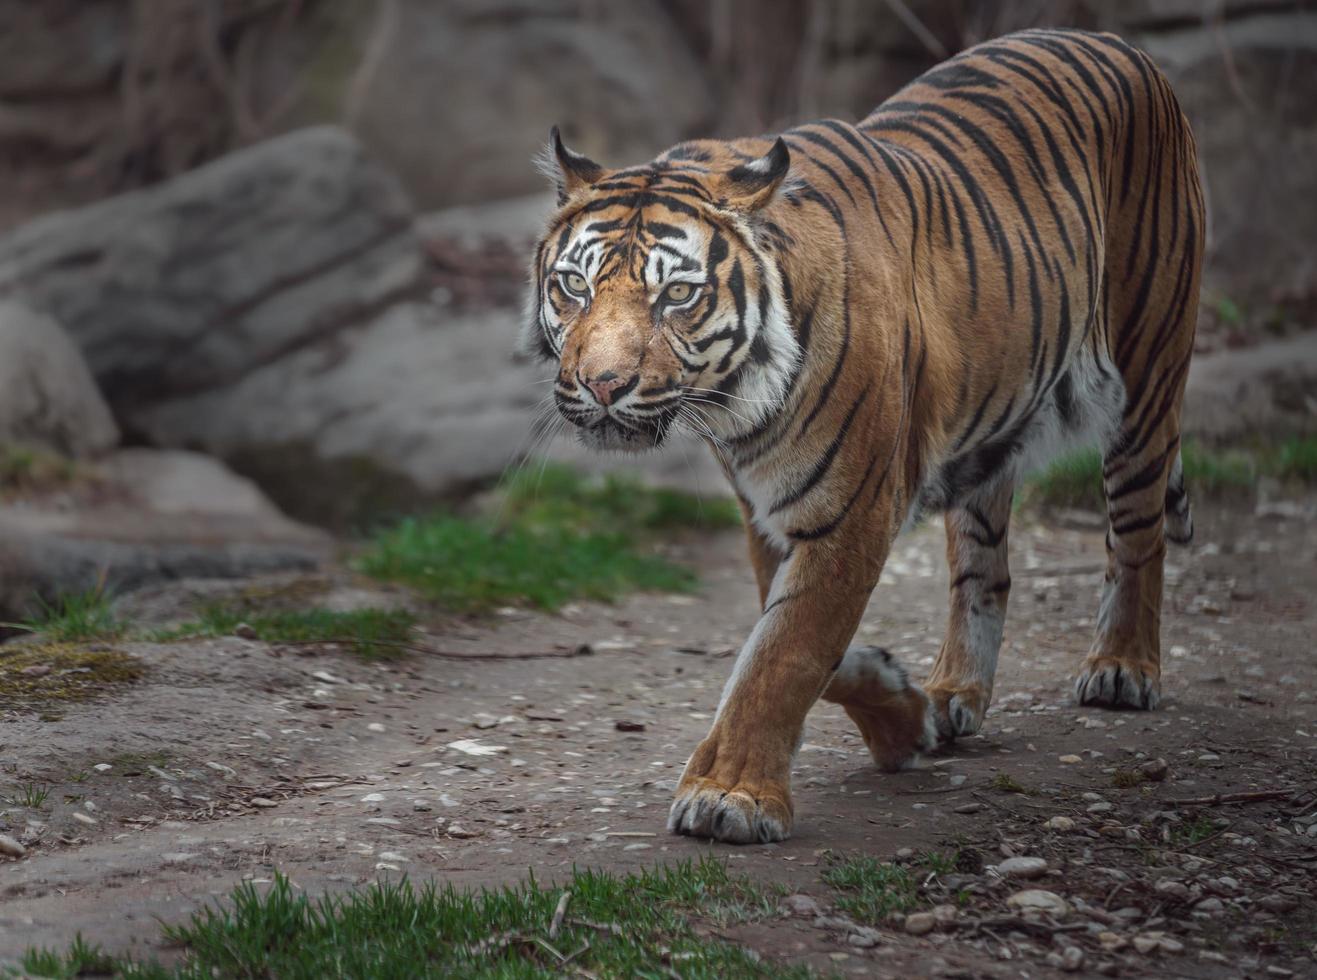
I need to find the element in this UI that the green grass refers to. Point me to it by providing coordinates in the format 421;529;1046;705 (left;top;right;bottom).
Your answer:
357;464;738;612
821;855;920;924
1021;436;1317;511
8;588;120;643
1170;815;1218;846
16;859;809;980
152;607;418;660
0;444;80;497
988;773;1030;794
2;781;51;808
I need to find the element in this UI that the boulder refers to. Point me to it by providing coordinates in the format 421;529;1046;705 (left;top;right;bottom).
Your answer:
1183;331;1317;442
0;301;117;456
347;0;713;206
0;448;330;621
0;126;427;411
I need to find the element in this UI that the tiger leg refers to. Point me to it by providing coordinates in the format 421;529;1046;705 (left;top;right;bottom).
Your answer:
922;477;1015;739
737;496;785;610
819;645;937;770
669;532;912;843
1075;426;1183;710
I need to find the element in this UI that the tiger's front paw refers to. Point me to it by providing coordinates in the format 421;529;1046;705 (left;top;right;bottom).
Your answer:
667;736;793;844
1075;655;1160;710
925;682;990;741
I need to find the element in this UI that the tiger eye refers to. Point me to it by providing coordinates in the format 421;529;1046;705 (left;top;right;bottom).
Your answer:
664;282;693;304
562;272;589;296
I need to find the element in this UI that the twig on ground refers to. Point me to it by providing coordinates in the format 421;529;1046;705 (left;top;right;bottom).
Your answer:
1161;789;1297;807
549;890;571;940
275;638;595;660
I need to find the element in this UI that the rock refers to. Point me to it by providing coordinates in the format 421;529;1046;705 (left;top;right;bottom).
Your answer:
1047;946;1085;972
953;802;984;814
1006;890;1070;917
1259;893;1299;913
1098;931;1127;952
930;904;958;926
847;927;883;948
904;912;936;935
71;812;97;826
1139;758;1169;782
1133;934;1161;954
781;894;821;917
997;856;1049;879
446;823;477;839
1044;816;1076;832
0;834;25;858
250;797;278;809
348;1;711;207
233;623;259;640
0;302;118;456
0;448;329;621
1154;879;1191;901
0;127;424;407
1059;754;1083;764
614;719;646;732
1194;897;1225;913
1087;802;1114;814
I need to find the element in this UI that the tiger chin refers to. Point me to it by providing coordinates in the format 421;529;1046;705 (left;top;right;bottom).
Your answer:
524;28;1204;845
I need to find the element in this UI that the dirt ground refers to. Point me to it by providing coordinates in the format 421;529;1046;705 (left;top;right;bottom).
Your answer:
1;499;1315;978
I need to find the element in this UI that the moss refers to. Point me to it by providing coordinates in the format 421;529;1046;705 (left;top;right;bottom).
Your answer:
0;643;145;708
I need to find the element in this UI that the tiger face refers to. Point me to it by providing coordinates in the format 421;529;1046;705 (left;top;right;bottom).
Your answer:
526;129;802;452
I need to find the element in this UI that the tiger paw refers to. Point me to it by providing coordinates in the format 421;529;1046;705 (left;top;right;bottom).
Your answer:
841;686;937;770
1075;656;1160;710
667;738;793;844
925;682;990;741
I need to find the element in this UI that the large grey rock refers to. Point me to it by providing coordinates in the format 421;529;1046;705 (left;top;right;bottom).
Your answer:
1133;10;1317;308
0;126;426;410
0;301;117;456
348;0;712;206
1183;332;1317;442
0;448;329;620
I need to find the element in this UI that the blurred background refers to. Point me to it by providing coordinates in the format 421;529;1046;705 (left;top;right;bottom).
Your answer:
0;0;1314;614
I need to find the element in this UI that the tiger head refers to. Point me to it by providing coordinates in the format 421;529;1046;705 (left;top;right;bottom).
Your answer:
525;129;802;452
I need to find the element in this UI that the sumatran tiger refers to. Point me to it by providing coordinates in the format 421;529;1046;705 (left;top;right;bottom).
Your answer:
524;28;1204;844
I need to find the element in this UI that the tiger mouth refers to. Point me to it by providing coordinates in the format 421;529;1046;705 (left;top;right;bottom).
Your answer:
575;416;667;452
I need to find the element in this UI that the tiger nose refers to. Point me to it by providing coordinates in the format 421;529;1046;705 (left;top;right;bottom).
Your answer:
584;371;636;406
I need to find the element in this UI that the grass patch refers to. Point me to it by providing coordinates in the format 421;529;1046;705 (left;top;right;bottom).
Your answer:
1111;768;1146;789
358;464;737;612
152;606;417;660
17;859;808;979
822;854;920;923
0;643;145;707
8;588;120;643
0;444;82;498
1020;436;1317;511
2;781;51;808
1170;815;1218;846
988;773;1031;795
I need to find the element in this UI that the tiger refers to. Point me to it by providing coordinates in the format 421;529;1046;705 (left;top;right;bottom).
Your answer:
524;27;1204;844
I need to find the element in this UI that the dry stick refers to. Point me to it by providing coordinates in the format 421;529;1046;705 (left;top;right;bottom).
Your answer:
549;891;572;941
277;638;595;661
568;918;623;937
1161;789;1298;807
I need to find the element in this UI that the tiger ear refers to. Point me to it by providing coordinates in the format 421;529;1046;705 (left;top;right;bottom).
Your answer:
540;125;606;204
711;138;791;213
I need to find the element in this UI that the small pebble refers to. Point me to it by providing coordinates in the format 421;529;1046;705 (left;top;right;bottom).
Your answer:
0;834;25;858
1044;816;1075;832
782;894;821;917
997;856;1048;879
250;797;278;809
233;622;258;639
904;911;936;935
1059;754;1082;764
1006;889;1070;917
447;823;477;839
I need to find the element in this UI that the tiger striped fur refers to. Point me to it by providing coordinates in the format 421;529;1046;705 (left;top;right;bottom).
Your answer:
526;28;1204;844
